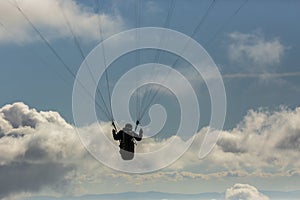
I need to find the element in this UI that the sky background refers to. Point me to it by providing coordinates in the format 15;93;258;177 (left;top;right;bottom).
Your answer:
0;0;300;199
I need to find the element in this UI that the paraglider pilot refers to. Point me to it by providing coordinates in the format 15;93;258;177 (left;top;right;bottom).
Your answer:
112;123;143;160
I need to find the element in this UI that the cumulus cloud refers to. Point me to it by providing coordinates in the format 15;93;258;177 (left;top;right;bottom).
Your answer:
225;183;269;200
0;102;189;198
0;0;125;43
209;107;300;171
0;102;92;198
1;102;300;198
228;32;286;67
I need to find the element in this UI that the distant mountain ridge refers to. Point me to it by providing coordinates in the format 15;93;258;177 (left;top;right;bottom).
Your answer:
24;190;300;200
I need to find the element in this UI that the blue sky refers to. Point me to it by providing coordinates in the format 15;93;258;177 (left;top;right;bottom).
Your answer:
1;0;299;129
0;0;300;199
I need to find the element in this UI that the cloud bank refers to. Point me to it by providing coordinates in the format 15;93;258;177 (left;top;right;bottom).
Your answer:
0;0;125;43
0;102;300;198
0;102;90;198
209;107;300;172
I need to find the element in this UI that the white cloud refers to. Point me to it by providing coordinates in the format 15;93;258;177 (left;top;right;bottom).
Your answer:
145;1;163;14
225;183;269;200
0;102;92;198
1;102;300;198
209;107;300;170
0;0;125;43
228;32;286;67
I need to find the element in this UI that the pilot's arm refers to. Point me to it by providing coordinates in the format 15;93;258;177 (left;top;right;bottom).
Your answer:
135;128;143;141
112;129;120;140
